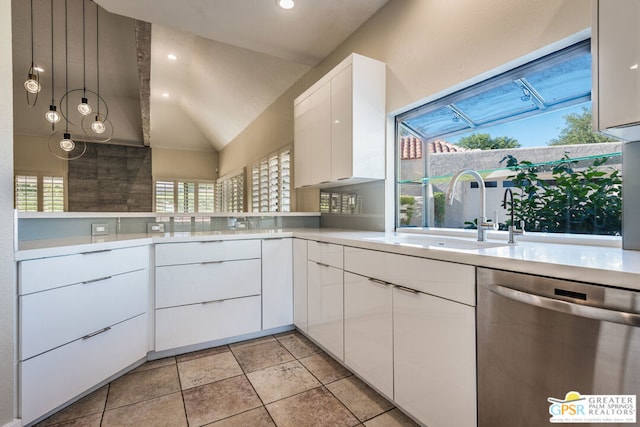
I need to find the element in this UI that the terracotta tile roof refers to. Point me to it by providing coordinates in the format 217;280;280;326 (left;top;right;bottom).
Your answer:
400;136;465;160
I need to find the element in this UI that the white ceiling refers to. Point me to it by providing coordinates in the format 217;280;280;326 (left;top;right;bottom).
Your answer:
13;0;389;152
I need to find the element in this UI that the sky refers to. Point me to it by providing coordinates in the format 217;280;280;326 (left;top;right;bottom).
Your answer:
447;102;590;148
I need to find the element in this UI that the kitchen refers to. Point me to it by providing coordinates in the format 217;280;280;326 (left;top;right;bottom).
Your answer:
2;0;640;426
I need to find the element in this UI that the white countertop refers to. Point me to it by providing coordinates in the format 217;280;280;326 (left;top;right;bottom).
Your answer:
15;228;640;291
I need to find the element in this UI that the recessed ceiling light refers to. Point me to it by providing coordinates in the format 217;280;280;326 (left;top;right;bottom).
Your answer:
167;54;177;61
277;0;294;10
162;92;170;98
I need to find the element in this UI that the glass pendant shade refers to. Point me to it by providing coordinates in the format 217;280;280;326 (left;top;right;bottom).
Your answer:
45;105;61;123
77;97;92;115
24;73;41;94
59;133;75;152
91;115;105;134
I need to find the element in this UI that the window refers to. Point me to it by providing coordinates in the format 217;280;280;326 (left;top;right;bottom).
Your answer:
396;40;622;236
15;174;65;212
215;169;244;213
154;180;215;213
251;147;291;212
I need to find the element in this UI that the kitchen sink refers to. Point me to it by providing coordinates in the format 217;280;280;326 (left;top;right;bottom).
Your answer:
363;234;508;250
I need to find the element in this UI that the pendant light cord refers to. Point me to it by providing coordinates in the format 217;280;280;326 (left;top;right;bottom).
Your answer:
82;0;86;96
29;0;35;68
50;0;54;104
96;3;100;115
65;0;69;133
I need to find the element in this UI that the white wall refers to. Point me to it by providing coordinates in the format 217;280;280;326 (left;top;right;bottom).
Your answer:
0;0;16;423
152;147;217;181
218;0;591;211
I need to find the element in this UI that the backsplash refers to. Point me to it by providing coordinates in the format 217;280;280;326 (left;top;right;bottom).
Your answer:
320;180;385;231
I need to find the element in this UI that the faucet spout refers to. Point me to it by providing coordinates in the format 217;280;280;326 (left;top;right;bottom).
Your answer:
502;188;524;244
446;169;495;241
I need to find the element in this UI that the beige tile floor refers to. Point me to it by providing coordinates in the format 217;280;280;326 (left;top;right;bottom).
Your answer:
35;331;419;427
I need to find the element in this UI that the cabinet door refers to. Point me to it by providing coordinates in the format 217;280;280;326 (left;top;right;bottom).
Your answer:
307;260;343;360
394;288;477;427
21;313;148;425
293;239;308;332
344;272;393;398
593;0;640;140
156;259;261;308
294;82;331;187
331;65;353;181
155;296;261;351
262;238;293;330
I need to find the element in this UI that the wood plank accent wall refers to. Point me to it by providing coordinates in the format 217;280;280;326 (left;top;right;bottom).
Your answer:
68;143;152;212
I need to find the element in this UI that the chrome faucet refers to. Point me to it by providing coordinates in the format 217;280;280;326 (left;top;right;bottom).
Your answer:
446;169;497;242
502;188;524;245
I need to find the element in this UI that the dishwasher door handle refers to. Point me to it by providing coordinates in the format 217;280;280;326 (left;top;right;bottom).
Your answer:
488;283;640;327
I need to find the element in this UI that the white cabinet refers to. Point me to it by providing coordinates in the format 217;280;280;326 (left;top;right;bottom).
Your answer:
18;245;149;425
343;271;393;398
306;241;344;360
307;260;344;361
262;238;293;330
156;296;262;351
154;239;262;352
294;53;386;188
294;82;331;187
344;246;477;427
394;288;477;427
293;238;308;332
592;0;640;141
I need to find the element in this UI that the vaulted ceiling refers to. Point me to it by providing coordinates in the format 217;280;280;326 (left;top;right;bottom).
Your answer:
12;0;388;152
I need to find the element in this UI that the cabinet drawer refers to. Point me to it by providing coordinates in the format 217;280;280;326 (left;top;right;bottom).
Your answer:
20;313;148;426
344;247;476;306
156;259;261;308
19;245;148;295
155;295;261;351
20;269;148;361
307;240;343;269
155;239;260;266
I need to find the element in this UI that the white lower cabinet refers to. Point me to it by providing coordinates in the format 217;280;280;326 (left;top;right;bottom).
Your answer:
21;313;148;425
307;260;344;360
343;272;393;398
262;238;293;330
394;287;477;427
293;239;308;332
155;296;261;351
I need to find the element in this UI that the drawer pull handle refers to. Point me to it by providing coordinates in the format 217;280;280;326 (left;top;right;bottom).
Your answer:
201;261;224;265
81;249;112;255
316;262;330;268
369;278;391;287
395;285;420;294
264;237;284;241
82;276;112;284
202;300;224;305
82;326;111;340
203;240;223;243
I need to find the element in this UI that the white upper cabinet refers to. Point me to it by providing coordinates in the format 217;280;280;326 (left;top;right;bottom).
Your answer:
294;53;386;188
592;0;640;141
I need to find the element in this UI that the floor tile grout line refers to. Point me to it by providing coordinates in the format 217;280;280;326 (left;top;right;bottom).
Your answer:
99;383;110;426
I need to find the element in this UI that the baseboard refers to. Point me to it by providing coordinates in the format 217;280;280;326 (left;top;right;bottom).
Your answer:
2;419;22;427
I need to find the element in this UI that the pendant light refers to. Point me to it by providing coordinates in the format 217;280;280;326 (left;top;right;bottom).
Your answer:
91;3;105;134
49;0;86;161
45;0;60;125
77;0;92;116
24;0;41;106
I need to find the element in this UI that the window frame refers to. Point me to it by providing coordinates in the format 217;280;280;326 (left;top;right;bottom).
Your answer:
153;178;216;214
15;172;67;212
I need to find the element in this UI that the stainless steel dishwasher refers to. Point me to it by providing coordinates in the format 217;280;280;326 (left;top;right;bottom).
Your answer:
477;268;640;427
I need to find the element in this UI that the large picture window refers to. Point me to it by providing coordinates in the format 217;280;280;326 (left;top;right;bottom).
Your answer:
396;40;622;236
154;180;215;213
15;174;65;212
